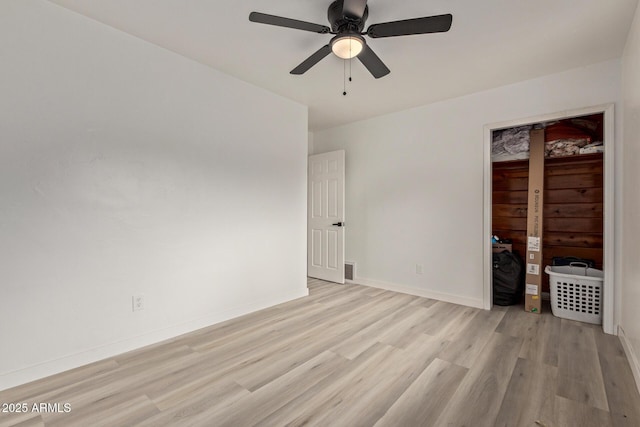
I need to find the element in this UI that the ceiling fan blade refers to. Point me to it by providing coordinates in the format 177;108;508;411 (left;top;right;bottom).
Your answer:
357;45;390;79
367;14;453;38
249;12;330;34
290;45;332;75
341;0;368;20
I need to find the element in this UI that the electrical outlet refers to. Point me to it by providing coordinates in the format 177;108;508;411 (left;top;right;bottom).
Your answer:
415;264;424;275
132;294;145;311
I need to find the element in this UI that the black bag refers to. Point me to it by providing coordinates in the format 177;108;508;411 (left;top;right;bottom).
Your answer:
493;251;524;306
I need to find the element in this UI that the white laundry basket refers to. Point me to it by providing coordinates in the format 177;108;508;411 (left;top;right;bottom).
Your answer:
545;263;604;325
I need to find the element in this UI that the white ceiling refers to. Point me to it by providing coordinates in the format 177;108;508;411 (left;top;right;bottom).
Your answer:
48;0;638;131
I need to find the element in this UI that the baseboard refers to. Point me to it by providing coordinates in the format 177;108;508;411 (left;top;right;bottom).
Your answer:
0;288;308;392
618;325;640;395
352;276;484;309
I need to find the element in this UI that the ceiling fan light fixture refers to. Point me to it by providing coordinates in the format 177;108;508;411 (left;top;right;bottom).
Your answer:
331;34;364;59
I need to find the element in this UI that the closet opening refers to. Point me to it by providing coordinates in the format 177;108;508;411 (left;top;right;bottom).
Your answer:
482;105;615;334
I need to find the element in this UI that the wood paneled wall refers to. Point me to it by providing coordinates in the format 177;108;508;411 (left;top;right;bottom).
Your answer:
492;153;604;292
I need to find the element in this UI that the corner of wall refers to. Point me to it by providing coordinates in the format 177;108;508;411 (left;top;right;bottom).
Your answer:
618;326;640;395
619;0;640;395
308;131;315;155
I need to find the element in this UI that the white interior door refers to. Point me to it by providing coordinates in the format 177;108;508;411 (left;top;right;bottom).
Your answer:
308;150;345;284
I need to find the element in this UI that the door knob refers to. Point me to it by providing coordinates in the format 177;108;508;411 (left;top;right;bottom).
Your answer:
332;222;344;227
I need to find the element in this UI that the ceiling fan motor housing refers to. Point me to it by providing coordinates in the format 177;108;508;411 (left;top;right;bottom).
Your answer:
328;0;368;33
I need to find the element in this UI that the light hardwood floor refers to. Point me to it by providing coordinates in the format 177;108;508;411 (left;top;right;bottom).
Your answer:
1;278;639;427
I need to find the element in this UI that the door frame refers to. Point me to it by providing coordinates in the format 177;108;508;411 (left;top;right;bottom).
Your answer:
482;103;617;334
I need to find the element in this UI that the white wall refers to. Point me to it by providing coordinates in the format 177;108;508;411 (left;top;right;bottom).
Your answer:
621;1;640;389
313;60;621;308
0;0;308;390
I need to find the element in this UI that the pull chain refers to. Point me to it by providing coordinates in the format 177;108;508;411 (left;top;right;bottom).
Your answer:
343;59;347;96
342;41;353;96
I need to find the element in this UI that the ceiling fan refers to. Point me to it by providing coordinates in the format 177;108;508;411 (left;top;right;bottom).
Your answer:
249;0;452;79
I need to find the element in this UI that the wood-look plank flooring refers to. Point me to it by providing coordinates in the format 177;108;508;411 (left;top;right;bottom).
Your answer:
1;278;639;427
